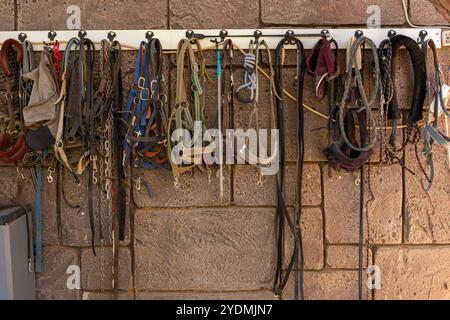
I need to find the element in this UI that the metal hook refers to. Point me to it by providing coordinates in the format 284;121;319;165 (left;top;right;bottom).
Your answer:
387;29;397;39
48;31;57;41
107;31;116;42
354;30;364;39
18;32;27;43
186;29;194;39
145;31;154;41
78;29;87;39
219;29;228;42
320;29;330;39
418;30;428;44
254;29;263;42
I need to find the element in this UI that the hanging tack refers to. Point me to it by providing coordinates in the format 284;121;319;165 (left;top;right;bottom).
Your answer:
107;31;117;42
78;29;87;39
48;31;57;41
18;32;27;43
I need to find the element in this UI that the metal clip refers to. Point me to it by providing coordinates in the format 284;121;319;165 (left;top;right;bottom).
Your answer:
354;176;361;186
47;166;55;184
16;167;25;180
257;173;263;187
135;177;142;191
137;76;146;89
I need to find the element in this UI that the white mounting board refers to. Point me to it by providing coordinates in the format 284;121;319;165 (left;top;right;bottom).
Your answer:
0;28;443;50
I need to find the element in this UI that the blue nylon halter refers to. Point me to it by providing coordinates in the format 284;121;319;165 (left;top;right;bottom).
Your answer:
122;41;150;168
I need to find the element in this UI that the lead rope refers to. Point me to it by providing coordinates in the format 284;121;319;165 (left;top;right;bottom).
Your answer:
422;39;450;191
273;33;306;300
215;40;224;200
167;39;212;186
222;39;235;200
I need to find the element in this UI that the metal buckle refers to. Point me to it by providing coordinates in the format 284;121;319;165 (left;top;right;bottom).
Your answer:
137;76;146;89
140;88;150;101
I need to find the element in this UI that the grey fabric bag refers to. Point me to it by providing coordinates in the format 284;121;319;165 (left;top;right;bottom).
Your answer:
23;48;59;150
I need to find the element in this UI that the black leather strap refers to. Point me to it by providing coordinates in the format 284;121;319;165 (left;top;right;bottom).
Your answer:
273;34;306;300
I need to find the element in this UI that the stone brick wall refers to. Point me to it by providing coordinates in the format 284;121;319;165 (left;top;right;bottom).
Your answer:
0;0;448;300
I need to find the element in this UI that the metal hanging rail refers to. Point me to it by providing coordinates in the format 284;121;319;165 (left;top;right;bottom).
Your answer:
0;28;444;50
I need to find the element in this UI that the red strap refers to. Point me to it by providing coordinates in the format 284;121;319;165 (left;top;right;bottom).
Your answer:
53;41;62;88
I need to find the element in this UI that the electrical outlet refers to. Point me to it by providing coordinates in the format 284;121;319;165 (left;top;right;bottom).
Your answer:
443;30;450;46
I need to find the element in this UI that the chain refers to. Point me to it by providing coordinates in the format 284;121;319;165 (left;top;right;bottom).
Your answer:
365;164;374;300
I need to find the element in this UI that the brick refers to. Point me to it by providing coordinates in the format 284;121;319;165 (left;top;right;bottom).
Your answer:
234;165;277;206
18;0;167;30
410;0;449;26
324;164;402;244
261;0;405;25
326;245;372;269
283;270;362;300
82;291;135;300
375;247;450;299
82;291;114;300
134;166;232;207
404;142;450;243
81;247;131;291
169;0;259;29
286;164;322;207
0;0;15;30
136;290;277;300
0;166;59;246
234;164;322;206
284;208;324;270
134;207;276;291
36;246;81;300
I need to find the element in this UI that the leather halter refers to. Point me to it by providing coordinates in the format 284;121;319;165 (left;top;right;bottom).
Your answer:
306;38;338;100
122;38;168;170
273;33;306;300
422;39;450;190
323;36;378;172
0;39;26;163
385;35;426;151
54;37;80;176
167;38;214;185
236;40;279;175
388;35;426;123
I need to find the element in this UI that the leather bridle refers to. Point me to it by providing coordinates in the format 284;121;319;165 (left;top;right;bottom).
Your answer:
323;36;378;172
167;38;214;186
273;32;306;300
422;38;450;190
0;39;26;164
